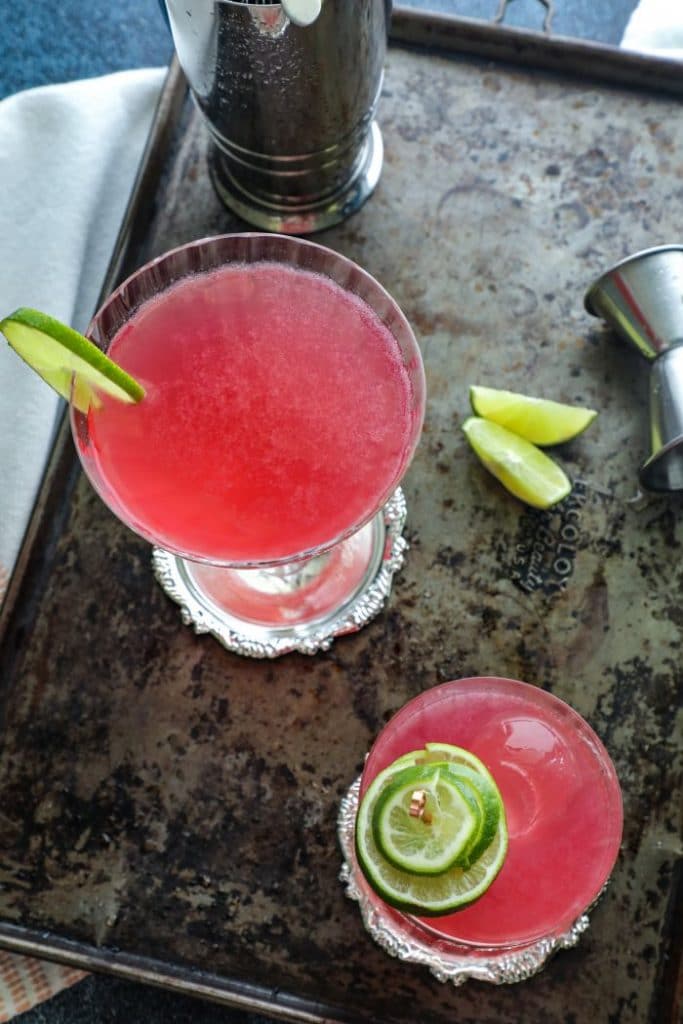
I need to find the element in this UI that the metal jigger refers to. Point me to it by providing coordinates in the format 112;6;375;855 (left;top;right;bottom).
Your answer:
585;244;683;492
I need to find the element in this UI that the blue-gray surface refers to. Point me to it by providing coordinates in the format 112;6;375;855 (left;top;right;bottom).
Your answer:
1;0;171;99
5;0;637;1022
2;0;639;99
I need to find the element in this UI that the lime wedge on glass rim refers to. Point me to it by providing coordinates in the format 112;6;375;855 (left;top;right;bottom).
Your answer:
469;385;597;446
356;756;508;915
462;416;571;510
0;307;145;414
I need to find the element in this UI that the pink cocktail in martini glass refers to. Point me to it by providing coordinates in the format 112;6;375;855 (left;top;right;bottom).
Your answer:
338;676;623;984
72;234;425;657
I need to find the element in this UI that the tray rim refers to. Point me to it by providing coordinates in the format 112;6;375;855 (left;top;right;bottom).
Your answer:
0;922;358;1024
390;5;683;97
1;10;682;1023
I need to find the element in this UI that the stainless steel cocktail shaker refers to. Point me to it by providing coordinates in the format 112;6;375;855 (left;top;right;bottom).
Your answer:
163;0;390;233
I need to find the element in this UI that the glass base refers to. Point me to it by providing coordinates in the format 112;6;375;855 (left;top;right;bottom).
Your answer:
152;489;407;658
338;778;597;986
208;122;384;235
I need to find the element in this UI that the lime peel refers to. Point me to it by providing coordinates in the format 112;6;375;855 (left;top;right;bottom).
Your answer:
1;307;145;414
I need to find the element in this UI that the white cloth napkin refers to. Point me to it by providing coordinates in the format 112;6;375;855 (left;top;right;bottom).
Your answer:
621;0;683;60
0;67;165;600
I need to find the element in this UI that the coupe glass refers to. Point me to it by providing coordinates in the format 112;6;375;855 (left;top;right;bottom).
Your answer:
338;677;623;984
72;234;425;657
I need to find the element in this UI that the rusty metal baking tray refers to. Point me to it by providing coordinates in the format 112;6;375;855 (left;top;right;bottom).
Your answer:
0;10;681;1024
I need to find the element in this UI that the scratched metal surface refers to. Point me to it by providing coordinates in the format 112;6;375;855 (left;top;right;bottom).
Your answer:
1;33;682;1024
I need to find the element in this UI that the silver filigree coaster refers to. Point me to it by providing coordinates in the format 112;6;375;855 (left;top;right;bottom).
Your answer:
338;777;594;986
152;489;408;658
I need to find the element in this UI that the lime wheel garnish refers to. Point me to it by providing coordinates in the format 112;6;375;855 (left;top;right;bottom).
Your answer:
355;744;508;916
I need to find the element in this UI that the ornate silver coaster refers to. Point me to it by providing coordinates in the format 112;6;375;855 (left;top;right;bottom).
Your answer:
337;778;593;986
152;488;408;658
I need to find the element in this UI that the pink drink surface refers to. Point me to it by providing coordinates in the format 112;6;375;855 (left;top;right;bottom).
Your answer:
85;262;415;563
360;677;623;947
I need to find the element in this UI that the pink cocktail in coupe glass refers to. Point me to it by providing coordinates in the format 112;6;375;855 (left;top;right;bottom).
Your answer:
338;676;623;984
72;234;425;657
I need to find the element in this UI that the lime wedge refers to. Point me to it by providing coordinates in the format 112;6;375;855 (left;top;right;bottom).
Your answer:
470;385;597;446
462;416;571;509
1;307;145;414
371;763;481;875
357;765;507;915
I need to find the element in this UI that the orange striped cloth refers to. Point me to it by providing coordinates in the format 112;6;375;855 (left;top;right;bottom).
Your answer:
0;952;86;1021
0;573;87;1019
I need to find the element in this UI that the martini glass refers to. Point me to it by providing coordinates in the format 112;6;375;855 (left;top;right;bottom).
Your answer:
338;677;623;984
72;234;425;657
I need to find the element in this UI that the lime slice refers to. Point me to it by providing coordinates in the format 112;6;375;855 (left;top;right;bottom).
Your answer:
416;742;497;780
356;752;508;915
462;416;571;509
378;744;497;794
470;385;597;446
374;744;501;870
371;763;481;875
438;763;501;869
356;764;508;915
1;307;145;414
